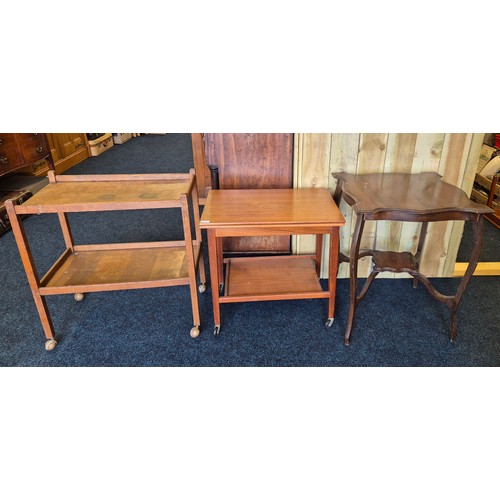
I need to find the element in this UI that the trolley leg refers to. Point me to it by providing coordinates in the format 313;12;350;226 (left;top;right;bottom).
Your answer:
5;200;58;350
207;229;221;330
327;228;339;324
315;234;323;277
217;237;224;290
181;194;201;336
189;170;207;288
33;293;58;349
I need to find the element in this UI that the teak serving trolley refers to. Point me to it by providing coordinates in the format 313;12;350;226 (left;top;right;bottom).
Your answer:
6;169;206;350
200;188;345;336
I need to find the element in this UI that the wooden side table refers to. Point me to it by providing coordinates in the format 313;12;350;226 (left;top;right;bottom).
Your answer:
200;188;345;336
332;172;494;345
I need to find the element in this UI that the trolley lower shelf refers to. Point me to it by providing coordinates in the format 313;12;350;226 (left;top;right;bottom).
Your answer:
220;255;329;303
6;170;207;350
39;241;202;295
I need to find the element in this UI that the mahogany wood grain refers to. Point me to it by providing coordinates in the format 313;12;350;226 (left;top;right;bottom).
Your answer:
208;133;293;190
203;133;293;253
333;171;494;345
334;172;492;217
0;133;53;177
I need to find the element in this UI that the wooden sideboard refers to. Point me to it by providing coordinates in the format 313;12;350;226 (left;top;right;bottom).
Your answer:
0;133;54;177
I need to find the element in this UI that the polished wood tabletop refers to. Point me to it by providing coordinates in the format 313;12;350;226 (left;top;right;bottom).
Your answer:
334;172;492;216
200;188;345;227
332;171;493;346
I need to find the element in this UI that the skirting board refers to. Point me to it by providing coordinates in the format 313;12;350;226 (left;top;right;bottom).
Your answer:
453;262;500;276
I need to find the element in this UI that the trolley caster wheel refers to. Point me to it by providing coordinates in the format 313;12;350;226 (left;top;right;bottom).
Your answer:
325;318;334;328
45;339;57;351
190;326;200;339
74;292;84;302
214;325;220;337
198;283;206;293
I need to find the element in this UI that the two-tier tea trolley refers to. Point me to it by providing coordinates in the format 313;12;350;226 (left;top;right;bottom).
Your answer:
6;169;206;350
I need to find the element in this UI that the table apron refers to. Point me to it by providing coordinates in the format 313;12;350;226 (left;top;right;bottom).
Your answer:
362;211;481;222
208;225;339;237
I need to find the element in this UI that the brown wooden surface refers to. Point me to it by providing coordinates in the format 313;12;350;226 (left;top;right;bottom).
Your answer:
0;133;53;177
222;256;324;300
200;189;344;228
40;244;201;293
334;172;492;217
46;133;89;174
7;169;206;346
294;133;486;278
204;133;293;252
202;188;344;331
191;133;211;201
20;178;192;213
333;171;492;345
205;133;293;189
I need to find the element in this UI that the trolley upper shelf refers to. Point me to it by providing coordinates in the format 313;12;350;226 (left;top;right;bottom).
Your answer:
15;174;195;214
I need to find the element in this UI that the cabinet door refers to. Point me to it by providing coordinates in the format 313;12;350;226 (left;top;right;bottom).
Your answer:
204;133;293;253
46;134;89;174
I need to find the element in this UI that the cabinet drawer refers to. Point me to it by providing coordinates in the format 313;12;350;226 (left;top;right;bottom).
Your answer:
0;134;17;148
0;141;22;172
17;133;48;163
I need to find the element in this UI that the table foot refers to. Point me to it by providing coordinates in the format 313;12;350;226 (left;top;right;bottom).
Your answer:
45;339;57;351
412;276;419;289
214;325;220;337
325;317;334;328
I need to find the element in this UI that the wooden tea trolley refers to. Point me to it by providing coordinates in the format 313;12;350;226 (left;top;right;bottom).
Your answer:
200;189;345;336
6;169;206;350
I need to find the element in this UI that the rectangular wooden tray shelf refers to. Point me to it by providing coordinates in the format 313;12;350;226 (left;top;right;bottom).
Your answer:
220;255;328;303
18;177;193;214
6;170;207;349
39;241;201;295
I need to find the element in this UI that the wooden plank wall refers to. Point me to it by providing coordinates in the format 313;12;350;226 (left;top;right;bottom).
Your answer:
293;133;485;278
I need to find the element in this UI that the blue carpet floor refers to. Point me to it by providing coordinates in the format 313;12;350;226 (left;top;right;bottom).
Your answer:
1;133;499;366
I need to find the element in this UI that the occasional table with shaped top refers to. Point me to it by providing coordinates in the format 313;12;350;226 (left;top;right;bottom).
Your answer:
200;188;345;336
332;171;494;346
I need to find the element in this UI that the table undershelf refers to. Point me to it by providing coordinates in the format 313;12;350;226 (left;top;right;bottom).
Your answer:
220;255;328;303
39;241;201;295
371;250;418;274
